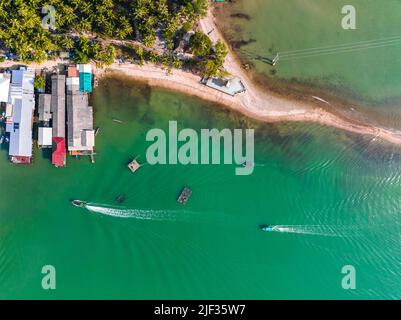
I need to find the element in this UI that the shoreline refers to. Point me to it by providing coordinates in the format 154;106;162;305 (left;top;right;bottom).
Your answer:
96;9;401;146
198;11;401;144
3;12;401;146
98;65;401;145
211;4;401;132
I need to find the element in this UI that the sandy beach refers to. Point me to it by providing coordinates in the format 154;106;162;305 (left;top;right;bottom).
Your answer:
2;10;401;145
101;11;401;145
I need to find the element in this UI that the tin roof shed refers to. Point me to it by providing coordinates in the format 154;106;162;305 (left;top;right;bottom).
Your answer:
38;127;52;146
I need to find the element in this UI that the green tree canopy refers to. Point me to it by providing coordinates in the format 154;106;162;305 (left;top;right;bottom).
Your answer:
0;0;223;71
214;40;228;64
201;59;219;78
189;31;212;57
34;75;45;90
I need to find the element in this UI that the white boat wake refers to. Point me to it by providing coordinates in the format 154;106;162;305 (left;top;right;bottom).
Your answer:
269;225;361;237
81;203;360;237
85;203;180;221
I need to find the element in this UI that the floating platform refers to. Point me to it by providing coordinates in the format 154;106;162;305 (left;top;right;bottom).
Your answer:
177;187;192;205
127;158;141;173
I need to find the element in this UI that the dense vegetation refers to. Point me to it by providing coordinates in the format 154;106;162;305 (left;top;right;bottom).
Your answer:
0;0;227;76
33;75;45;90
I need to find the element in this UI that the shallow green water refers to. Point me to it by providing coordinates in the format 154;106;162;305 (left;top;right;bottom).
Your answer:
0;77;400;299
216;0;401;127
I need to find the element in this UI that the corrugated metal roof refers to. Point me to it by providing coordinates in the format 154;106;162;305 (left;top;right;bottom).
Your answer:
51;74;66;138
11;69;24;85
38;94;52;122
8;98;33;157
7;68;34;158
66;90;94;151
22;68;35;94
66;77;79;88
0;74;10;103
82;130;95;147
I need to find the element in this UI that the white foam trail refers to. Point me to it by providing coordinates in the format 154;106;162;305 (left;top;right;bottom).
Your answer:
270;225;359;237
85;203;178;220
274;226;335;236
279;36;401;60
279;34;401;55
253;163;269;167
242;162;269;167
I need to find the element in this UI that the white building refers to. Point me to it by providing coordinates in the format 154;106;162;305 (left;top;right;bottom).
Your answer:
0;73;11;103
6;67;35;163
77;64;92;74
38;127;53;148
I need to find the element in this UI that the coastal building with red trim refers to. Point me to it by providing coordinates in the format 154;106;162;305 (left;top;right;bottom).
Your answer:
52;137;66;167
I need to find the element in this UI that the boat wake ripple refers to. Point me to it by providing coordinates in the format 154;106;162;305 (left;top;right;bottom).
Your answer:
85;203;180;221
270;225;364;237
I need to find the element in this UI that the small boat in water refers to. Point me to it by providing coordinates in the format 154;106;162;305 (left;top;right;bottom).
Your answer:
260;225;275;232
71;200;86;208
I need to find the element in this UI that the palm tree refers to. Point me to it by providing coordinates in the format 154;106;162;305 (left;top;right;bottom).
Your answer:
190;31;212;56
63;37;75;50
90;42;101;57
79;36;90;54
73;50;89;64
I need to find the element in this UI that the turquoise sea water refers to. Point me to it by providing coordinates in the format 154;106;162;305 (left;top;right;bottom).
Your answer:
215;0;401;128
1;76;400;299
